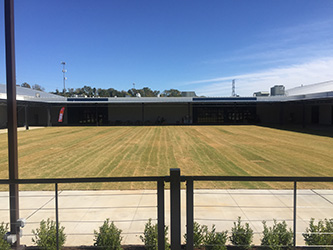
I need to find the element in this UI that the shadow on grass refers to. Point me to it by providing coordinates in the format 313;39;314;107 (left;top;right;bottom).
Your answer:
258;124;333;138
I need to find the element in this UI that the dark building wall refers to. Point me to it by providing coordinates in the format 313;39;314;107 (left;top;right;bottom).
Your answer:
256;103;281;124
108;104;142;124
319;104;332;125
144;104;189;124
193;104;256;124
1;99;332;128
27;106;48;126
282;103;304;125
108;103;189;125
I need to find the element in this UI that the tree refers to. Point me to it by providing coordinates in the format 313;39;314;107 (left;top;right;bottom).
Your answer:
162;89;181;97
82;85;93;97
21;82;31;88
32;84;45;91
97;88;109;97
142;87;158;97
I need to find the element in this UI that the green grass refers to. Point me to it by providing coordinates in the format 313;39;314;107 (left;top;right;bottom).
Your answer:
0;126;332;190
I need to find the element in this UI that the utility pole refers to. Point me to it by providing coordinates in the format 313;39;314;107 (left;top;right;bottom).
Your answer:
232;79;236;97
5;0;20;248
61;61;67;92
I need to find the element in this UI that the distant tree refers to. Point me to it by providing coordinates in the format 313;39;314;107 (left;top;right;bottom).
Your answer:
162;89;181;97
82;85;93;97
127;88;137;97
51;85;175;98
120;90;129;97
128;87;159;97
142;87;157;97
32;84;45;91
67;88;75;97
97;88;109;97
21;82;31;88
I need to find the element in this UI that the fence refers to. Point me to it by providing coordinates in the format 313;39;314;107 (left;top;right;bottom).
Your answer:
0;168;333;250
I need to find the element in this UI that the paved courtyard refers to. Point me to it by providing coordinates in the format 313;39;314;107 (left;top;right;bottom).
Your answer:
0;189;332;247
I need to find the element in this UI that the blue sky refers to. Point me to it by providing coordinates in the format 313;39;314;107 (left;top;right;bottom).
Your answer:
1;0;333;96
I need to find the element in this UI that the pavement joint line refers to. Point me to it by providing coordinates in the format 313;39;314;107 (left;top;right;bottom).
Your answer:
311;189;333;205
25;190;62;220
227;189;254;231
124;190;146;243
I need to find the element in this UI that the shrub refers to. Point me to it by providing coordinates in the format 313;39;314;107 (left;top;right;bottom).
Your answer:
229;217;253;250
94;219;123;250
204;225;228;250
261;220;293;250
0;222;11;250
140;218;169;250
184;221;207;248
302;218;333;249
184;222;227;250
32;218;66;250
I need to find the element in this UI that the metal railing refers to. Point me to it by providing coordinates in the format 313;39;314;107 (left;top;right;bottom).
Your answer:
1;169;333;250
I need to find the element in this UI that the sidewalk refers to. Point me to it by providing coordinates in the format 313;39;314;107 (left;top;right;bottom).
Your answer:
0;126;44;134
0;189;332;247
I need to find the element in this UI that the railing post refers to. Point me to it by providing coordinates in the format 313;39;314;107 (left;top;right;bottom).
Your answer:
55;183;59;250
5;0;20;248
158;180;165;250
170;168;181;250
186;178;194;250
293;181;297;249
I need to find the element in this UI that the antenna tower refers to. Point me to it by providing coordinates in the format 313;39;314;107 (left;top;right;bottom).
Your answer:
232;79;236;97
61;62;67;92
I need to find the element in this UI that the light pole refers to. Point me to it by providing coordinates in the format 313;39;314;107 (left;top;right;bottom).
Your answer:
61;61;67;92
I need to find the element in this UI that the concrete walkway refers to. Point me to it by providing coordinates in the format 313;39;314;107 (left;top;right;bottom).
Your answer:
0;126;44;134
0;189;332;247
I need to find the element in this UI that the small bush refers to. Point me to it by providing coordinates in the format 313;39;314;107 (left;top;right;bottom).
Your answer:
229;217;253;250
140;218;169;250
94;219;123;250
0;222;11;250
302;218;333;249
204;225;228;250
261;220;293;250
32;218;66;250
184;221;207;248
184;222;227;250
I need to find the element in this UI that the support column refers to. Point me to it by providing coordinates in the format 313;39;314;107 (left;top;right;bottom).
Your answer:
158;180;165;250
302;102;306;129
47;106;51;127
280;103;284;126
5;0;20;247
186;178;194;250
142;103;145;125
170;168;181;250
293;181;297;248
24;105;29;130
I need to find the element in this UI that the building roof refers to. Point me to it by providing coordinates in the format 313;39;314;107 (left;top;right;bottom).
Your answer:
286;80;333;96
0;83;332;104
0;83;66;100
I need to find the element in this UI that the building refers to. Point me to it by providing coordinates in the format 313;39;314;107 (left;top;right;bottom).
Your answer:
270;85;285;96
0;82;333;128
253;91;269;97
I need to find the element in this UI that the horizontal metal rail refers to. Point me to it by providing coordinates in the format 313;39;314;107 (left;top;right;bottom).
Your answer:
1;175;332;185
182;175;333;182
0;176;166;184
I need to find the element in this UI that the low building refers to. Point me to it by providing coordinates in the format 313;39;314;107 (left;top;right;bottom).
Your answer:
1;82;333;128
253;91;269;97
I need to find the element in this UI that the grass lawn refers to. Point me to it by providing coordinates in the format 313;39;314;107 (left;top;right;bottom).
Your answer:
0;125;332;190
